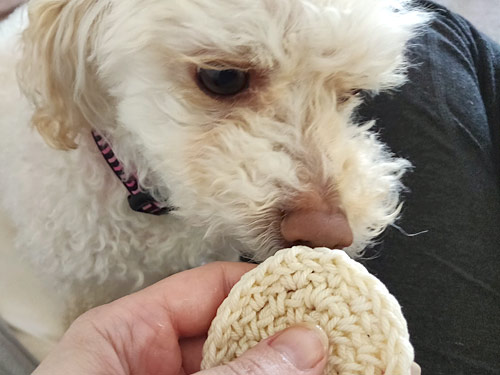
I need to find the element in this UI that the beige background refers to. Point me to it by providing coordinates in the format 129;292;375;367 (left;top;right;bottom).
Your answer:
436;0;500;42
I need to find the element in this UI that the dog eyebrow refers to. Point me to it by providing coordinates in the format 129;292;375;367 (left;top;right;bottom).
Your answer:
181;52;257;71
174;43;277;69
196;60;253;71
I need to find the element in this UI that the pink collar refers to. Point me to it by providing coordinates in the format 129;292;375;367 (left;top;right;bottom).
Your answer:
92;131;173;215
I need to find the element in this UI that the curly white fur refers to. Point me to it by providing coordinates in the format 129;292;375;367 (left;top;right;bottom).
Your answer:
0;0;428;357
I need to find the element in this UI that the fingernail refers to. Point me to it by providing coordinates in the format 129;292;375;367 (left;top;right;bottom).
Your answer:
269;324;328;370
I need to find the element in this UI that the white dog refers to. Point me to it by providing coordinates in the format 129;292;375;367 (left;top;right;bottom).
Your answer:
0;0;427;358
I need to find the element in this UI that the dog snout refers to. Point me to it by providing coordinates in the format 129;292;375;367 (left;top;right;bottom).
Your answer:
280;207;353;250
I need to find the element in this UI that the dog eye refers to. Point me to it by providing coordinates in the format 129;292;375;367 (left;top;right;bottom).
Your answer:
197;68;249;96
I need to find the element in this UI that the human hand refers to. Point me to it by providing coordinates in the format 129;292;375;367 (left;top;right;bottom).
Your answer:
32;262;329;375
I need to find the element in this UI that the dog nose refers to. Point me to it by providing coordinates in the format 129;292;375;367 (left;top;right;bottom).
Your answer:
280;209;353;249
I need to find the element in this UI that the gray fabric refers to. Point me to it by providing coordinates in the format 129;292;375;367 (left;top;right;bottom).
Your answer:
358;1;500;374
0;320;37;375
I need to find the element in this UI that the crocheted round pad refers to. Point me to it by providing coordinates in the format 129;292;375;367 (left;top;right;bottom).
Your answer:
201;246;413;375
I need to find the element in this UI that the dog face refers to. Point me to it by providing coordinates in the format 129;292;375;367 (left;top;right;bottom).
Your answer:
20;0;426;260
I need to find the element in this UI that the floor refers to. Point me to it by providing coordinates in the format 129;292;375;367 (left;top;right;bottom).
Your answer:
435;0;500;42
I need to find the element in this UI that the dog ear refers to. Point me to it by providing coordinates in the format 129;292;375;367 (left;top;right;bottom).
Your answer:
18;0;109;150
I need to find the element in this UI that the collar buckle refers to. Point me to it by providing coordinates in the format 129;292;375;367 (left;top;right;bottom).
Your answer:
127;192;171;216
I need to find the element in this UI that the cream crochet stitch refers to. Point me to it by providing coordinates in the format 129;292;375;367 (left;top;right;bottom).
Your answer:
201;246;414;375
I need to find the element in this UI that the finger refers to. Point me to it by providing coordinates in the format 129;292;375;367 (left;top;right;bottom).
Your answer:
180;336;206;374
116;261;255;338
199;324;328;375
160;261;255;337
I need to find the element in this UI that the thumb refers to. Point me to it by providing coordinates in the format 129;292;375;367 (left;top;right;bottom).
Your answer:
200;324;328;375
